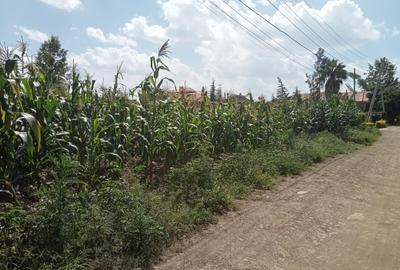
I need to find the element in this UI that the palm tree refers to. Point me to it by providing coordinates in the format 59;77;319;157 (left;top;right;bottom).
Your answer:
324;59;348;99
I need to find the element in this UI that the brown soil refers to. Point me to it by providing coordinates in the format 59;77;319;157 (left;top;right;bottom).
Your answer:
154;127;400;270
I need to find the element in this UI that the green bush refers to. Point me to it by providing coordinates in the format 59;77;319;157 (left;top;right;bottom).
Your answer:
343;127;380;145
375;119;387;128
292;132;348;164
363;122;376;128
164;156;231;214
0;181;173;269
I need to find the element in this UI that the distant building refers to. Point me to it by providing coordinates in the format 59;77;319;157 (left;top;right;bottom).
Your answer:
168;86;203;102
341;91;369;111
298;91;369;110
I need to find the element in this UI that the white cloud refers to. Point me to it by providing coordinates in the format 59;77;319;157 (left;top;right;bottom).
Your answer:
72;0;381;97
392;27;400;37
15;26;49;43
318;0;381;41
39;0;82;11
121;16;168;42
70;46;202;90
86;27;137;47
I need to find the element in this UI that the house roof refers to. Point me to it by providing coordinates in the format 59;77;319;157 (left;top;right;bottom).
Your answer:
173;86;203;101
299;91;369;102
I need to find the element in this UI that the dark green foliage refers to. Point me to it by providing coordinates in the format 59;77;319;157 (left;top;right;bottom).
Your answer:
209;79;216;102
36;36;68;86
324;59;347;99
306;48;329;98
306;48;347;99
1;159;171;269
383;86;400;124
360;57;400;115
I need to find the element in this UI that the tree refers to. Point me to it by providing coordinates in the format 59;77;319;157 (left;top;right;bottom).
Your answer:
276;77;288;99
384;85;400;123
247;91;254;102
360;58;400;120
306;48;329;99
364;57;399;89
293;86;302;104
324;59;347;99
36;36;68;85
201;86;207;97
209;79;216;101
217;84;223;102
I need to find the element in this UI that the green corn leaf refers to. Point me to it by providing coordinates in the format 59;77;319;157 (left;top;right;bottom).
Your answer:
18;112;42;152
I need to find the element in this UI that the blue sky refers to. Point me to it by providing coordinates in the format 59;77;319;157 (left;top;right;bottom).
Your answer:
2;0;400;96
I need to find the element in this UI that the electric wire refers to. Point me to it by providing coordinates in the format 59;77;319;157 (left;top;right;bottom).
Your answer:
265;0;367;73
302;0;371;61
200;0;314;72
235;0;317;56
220;0;305;63
277;0;356;64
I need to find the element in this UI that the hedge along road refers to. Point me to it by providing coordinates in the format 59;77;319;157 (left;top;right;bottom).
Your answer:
154;127;400;270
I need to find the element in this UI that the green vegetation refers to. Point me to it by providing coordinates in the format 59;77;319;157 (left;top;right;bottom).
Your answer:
0;39;380;269
375;119;387;129
360;57;400;124
306;48;347;99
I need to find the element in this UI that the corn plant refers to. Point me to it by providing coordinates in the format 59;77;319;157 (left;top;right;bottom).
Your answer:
0;40;363;196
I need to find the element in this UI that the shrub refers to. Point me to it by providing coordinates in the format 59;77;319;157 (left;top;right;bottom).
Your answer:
343;127;380;145
0;181;172;269
164;156;231;213
375;119;387;129
363;122;376;128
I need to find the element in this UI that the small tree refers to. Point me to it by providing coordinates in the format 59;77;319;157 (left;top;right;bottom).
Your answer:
360;57;400;119
217;84;223;102
324;59;347;99
247;91;254;102
201;86;207;97
36;35;68;86
306;48;329;99
209;79;216;101
276;77;288;99
293;86;302;104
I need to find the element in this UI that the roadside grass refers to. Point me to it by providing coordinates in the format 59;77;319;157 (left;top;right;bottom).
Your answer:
342;126;381;145
0;128;380;269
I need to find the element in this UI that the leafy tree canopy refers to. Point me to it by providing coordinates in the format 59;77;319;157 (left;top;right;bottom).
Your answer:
306;48;347;99
36;35;68;85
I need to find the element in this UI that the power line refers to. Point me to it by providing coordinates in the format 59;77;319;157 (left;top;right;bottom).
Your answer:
266;0;364;76
200;0;313;72
264;0;336;57
236;0;367;74
302;0;371;61
219;0;306;64
277;0;356;64
235;0;317;57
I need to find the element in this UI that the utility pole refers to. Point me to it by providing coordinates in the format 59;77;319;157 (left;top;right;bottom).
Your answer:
367;67;381;121
353;68;356;101
381;87;385;115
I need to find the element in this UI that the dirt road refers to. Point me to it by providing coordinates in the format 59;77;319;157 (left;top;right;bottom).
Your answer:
155;127;400;270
